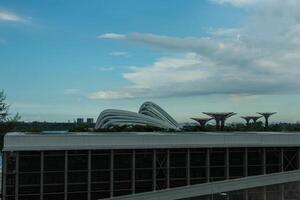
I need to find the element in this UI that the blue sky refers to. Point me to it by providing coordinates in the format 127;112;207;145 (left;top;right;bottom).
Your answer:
1;0;300;123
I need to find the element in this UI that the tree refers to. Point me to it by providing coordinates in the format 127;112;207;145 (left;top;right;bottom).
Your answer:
0;90;20;134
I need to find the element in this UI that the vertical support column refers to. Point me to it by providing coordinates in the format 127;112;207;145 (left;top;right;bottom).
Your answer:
64;151;68;200
152;149;156;191
206;148;210;183
15;152;19;200
263;148;266;174
244;148;248;177
87;150;91;200
263;186;267;200
280;147;284;172
110;150;114;198
2;152;7;200
187;149;190;185
245;190;248;200
166;149;170;189
132;149;136;194
226;148;229;179
40;151;44;200
280;184;284;200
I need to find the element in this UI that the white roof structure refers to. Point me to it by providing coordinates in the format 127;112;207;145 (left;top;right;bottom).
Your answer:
139;101;180;128
3;132;300;151
95;102;181;131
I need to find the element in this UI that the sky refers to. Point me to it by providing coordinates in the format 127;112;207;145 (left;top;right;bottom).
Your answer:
1;0;300;123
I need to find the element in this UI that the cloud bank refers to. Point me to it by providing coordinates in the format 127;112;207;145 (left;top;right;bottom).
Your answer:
91;0;300;99
0;9;28;23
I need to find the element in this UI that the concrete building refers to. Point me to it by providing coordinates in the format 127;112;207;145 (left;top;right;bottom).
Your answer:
87;118;94;124
77;118;84;124
2;132;300;200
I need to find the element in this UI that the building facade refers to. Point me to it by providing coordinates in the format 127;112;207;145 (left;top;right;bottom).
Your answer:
2;132;300;200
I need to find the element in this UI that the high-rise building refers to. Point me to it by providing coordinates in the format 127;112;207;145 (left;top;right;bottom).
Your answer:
86;118;94;124
77;118;84;124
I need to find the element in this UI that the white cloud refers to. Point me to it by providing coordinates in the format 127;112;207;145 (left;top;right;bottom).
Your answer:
89;91;133;100
93;0;300;99
98;67;113;71
98;33;125;39
210;0;260;7
0;9;28;23
109;51;128;57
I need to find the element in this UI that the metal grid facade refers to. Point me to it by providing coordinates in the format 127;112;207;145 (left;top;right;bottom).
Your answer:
2;147;300;200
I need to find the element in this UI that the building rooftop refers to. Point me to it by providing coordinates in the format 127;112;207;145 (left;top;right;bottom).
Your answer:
3;131;300;151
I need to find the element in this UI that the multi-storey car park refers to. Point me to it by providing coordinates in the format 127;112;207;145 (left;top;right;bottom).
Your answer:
2;132;300;200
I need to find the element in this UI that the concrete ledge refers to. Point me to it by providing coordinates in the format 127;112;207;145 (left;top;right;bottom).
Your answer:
4;132;300;151
105;170;300;200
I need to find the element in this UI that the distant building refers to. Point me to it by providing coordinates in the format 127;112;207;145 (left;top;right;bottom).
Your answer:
95;101;180;130
86;118;94;124
76;118;84;124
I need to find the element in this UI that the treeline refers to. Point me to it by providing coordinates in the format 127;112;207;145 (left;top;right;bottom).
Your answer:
183;122;300;132
4;121;300;133
12;121;95;132
90;122;300;132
